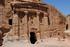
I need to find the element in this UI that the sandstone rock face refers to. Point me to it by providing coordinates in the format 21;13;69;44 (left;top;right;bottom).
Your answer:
64;15;70;37
0;0;67;47
66;15;70;30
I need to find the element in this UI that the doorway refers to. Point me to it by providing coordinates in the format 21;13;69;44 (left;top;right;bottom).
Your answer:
30;32;37;44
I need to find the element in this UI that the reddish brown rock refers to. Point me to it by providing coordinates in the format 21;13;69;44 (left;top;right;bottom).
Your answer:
0;0;69;47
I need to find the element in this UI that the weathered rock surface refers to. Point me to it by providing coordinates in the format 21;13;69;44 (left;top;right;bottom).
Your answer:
0;0;70;47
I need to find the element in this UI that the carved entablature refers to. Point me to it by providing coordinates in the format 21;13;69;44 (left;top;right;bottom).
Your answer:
11;1;48;13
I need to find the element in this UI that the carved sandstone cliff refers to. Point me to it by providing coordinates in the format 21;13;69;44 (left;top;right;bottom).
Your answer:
0;0;68;47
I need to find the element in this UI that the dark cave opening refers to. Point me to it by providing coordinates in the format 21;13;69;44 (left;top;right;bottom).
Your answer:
30;32;37;44
9;19;12;25
66;24;68;30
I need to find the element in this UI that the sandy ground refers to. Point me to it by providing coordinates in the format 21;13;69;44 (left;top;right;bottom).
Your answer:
2;36;70;47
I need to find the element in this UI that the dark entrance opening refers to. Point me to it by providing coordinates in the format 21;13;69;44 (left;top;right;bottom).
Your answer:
9;19;12;25
48;16;50;25
30;32;37;44
66;24;68;30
